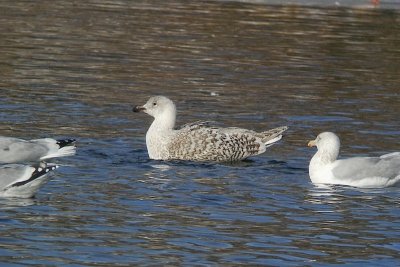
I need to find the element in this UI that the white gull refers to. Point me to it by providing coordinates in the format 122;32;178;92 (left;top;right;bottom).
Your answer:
0;137;76;164
308;132;400;188
0;163;59;198
133;95;288;162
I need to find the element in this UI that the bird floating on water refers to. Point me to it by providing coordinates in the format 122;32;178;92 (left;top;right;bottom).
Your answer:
133;95;288;162
308;132;400;188
0;163;59;198
0;137;76;164
0;135;76;198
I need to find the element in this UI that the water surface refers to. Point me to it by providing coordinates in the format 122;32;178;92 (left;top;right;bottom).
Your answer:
0;0;399;265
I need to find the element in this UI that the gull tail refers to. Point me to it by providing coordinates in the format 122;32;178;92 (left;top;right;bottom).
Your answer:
260;126;289;147
56;139;76;148
40;139;77;160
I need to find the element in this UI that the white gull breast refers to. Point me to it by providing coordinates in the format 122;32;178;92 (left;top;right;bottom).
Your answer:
308;132;400;188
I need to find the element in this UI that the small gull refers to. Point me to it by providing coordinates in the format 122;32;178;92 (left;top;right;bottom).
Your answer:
308;132;400;188
0;137;76;164
0;163;59;198
133;95;288;162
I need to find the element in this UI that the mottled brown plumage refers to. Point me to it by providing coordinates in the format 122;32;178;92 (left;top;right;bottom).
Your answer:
133;96;288;162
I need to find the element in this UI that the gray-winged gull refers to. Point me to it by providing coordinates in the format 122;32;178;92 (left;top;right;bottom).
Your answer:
308;132;400;188
0;137;76;164
133;95;288;162
0;163;58;198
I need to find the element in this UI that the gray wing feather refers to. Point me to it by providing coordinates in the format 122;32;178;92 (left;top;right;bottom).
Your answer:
332;155;400;181
0;164;31;189
0;137;49;163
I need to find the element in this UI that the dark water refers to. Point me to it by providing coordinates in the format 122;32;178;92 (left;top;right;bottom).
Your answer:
0;0;400;265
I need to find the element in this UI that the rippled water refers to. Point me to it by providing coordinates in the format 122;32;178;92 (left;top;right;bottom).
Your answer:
0;0;399;265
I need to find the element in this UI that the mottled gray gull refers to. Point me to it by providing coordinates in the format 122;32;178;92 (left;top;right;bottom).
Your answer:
133;95;288;162
0;163;58;198
308;132;400;188
0;137;76;164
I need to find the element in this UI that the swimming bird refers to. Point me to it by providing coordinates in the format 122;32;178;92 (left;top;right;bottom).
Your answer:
0;137;76;164
133;95;288;162
308;132;400;188
0;163;59;198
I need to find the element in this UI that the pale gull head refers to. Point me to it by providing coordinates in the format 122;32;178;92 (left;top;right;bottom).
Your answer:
133;95;177;129
308;132;340;162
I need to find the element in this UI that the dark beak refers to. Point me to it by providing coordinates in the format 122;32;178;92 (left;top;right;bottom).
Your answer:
133;105;146;113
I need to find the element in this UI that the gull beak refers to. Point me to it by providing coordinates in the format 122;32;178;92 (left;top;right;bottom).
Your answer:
307;140;316;147
133;105;146;113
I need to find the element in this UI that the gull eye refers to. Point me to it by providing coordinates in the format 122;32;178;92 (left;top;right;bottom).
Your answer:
153;102;157;106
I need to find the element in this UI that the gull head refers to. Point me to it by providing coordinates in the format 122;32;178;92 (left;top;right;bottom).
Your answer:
133;96;177;128
308;132;340;161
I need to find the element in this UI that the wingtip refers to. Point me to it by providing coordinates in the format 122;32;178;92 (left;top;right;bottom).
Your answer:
264;134;283;147
281;126;289;132
32;164;59;178
56;139;76;148
11;165;59;188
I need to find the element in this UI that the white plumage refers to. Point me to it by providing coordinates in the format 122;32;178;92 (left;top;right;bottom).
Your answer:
0;163;58;198
308;132;400;188
134;96;288;162
0;137;76;164
0;135;76;198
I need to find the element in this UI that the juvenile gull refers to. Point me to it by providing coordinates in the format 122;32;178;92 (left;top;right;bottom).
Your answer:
0;163;58;198
133;96;288;162
0;137;76;164
308;132;400;188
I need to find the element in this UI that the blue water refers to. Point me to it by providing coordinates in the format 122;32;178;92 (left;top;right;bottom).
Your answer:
0;0;399;265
